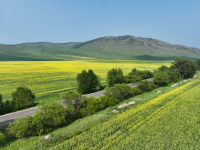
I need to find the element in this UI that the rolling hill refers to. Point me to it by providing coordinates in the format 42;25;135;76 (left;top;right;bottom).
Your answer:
1;35;200;61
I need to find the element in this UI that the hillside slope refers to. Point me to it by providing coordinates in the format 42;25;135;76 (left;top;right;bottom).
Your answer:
1;35;200;60
53;77;200;149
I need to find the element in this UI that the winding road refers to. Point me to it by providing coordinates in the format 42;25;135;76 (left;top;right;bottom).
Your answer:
0;78;153;126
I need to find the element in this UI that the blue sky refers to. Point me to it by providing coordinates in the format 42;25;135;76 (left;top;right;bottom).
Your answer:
0;0;200;48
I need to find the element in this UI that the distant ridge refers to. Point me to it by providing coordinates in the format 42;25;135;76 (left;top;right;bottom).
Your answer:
0;35;200;61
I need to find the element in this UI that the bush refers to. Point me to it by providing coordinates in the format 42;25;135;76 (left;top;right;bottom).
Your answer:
131;75;142;83
8;103;69;138
35;103;68;128
104;83;131;101
130;88;141;96
0;131;5;144
106;68;125;87
12;87;35;110
167;71;181;83
8;116;35;138
77;69;100;94
0;94;14;115
138;80;157;93
171;58;197;79
100;96;120;107
80;97;105;117
61;91;83;110
153;72;169;87
128;68;153;81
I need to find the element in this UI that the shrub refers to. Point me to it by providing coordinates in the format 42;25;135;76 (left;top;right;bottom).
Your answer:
0;131;5;144
138;80;157;93
106;68;125;87
131;75;142;83
61;91;83;110
8;116;35;138
100;96;119;107
12;86;35;110
8;103;69;138
104;83;131;101
77;69;100;94
171;57;197;79
153;72;169;87
35;103;68;128
80;97;105;117
130;88;141;96
167;71;181;83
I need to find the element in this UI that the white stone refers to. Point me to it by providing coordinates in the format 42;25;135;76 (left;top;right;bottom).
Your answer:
157;90;162;93
128;101;136;105
45;135;52;139
112;110;118;113
183;80;187;82
118;103;129;109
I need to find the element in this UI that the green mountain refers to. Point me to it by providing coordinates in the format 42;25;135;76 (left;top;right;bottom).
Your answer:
1;35;200;61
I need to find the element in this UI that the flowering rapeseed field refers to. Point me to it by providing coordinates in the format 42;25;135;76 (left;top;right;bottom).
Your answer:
0;60;170;101
55;77;200;150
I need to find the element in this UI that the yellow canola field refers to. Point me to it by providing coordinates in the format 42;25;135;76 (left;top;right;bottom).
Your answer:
55;76;200;150
0;60;170;100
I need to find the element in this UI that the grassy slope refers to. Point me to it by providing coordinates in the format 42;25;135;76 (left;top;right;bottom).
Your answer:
53;76;200;150
1;76;198;150
1;36;200;61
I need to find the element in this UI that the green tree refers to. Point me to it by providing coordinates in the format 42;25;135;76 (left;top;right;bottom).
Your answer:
171;58;197;79
0;94;2;103
167;71;181;83
12;87;35;110
0;131;5;144
153;72;169;87
77;69;100;94
106;68;125;87
104;83;131;101
196;59;200;70
61;91;83;110
138;80;157;92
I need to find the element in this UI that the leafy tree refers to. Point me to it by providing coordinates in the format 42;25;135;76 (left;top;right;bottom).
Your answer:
153;72;169;87
154;65;169;73
171;58;197;79
0;131;5;144
167;71;181;83
61;91;83;110
80;97;105;116
100;96;119;107
12;87;35;110
8;102;69;138
8;116;35;138
0;94;2;103
130;88;141;96
138;80;157;92
106;68;125;87
129;69;153;80
196;59;200;70
104;83;131;101
77;69;100;94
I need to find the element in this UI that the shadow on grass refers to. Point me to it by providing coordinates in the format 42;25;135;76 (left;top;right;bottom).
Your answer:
132;55;198;61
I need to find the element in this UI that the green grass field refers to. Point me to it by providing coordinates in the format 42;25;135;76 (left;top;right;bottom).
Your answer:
1;75;198;150
0;60;170;102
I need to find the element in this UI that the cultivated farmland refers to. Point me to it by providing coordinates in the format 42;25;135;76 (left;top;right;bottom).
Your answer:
54;77;200;150
0;60;170;101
